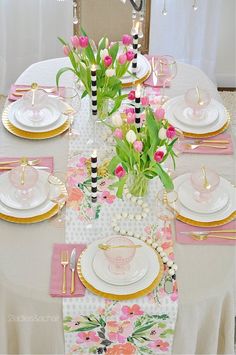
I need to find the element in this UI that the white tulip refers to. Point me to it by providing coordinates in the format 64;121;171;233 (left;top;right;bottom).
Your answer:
100;48;109;60
126;130;137;143
158;127;167;140
159;145;167;155
106;68;115;77
112;113;123;127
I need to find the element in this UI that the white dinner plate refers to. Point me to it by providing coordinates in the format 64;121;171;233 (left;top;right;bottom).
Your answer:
177;178;229;214
121;54;151;85
0;171;49;210
0;171;56;218
163;96;228;135
173;97;219;127
7;97;68;133
79;236;161;297
15;97;61;128
92;247;149;286
173;173;236;223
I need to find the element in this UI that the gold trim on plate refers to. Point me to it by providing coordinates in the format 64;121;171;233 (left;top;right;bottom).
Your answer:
0;204;59;224
2;104;69;140
122;69;151;88
77;246;164;301
182;110;231;138
177;211;236;227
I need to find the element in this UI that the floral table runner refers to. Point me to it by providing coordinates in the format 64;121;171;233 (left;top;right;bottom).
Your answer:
63;95;178;355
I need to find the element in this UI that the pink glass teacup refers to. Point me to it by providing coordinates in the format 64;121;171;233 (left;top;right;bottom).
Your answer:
9;164;39;201
191;167;220;202
185;88;210;119
103;236;136;275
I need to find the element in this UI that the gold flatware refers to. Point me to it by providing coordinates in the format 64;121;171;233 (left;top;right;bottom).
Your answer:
20;157;28;186
15;86;57;93
0;166;49;171
191;233;236;241
184;143;228;150
60;250;69;294
202;166;211;190
0;159;39;166
187;139;229;145
98;243;142;251
181;229;236;235
69;248;76;295
196;86;204;106
31;82;38;106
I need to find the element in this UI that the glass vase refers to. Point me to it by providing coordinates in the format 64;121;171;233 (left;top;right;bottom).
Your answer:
97;98;109;121
127;173;149;197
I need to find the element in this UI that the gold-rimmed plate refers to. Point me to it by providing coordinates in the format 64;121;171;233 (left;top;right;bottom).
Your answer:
164;96;231;138
77;236;164;301
121;54;151;88
0;171;66;223
2;103;69;140
174;174;236;227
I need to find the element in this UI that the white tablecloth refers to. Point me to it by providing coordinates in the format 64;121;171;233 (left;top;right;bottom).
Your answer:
0;58;235;354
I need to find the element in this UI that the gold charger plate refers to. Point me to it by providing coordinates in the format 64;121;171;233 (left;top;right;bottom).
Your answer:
122;69;151;88
2;104;69;140
176;211;236;227
77;245;164;301
0;173;66;224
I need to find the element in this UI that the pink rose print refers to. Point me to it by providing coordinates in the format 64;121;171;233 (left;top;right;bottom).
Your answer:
98;179;113;191
76;157;87;168
67;187;83;203
148;326;161;340
98;191;116;204
148;340;169;352
120;304;144;320
76;331;100;344
67;316;85;331
107;320;133;344
106;343;136;355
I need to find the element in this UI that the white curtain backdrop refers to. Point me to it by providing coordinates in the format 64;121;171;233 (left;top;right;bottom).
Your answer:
0;0;73;94
149;0;222;83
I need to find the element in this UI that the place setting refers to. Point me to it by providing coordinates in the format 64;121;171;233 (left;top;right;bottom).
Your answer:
2;83;82;139
0;157;68;223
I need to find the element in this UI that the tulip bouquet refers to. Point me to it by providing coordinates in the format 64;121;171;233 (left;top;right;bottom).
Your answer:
56;29;136;118
108;105;178;198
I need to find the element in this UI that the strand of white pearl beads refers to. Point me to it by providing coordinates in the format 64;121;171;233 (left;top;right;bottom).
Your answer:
111;186;177;280
111;185;150;236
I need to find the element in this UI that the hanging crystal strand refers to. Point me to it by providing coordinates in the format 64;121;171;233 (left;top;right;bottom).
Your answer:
138;0;145;38
131;7;138;36
73;1;79;25
162;0;167;15
192;0;198;11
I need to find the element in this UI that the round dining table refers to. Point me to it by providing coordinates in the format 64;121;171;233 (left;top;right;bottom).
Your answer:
0;57;235;354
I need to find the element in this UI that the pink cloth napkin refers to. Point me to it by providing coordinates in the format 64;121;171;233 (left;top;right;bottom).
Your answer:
0;156;54;175
144;55;170;88
175;219;236;245
180;133;234;155
8;84;63;101
50;243;86;297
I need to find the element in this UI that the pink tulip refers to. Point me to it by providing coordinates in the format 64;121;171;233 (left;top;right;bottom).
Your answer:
122;34;132;46
118;54;127;65
70;35;80;48
125;107;135;115
128;90;135;100
79;36;89;48
127;112;135;124
155;107;165;120
133;140;143;152
166;126;176;139
126;50;135;61
104;55;113;67
141;96;149;106
154;150;164;163
115;165;126;179
113;128;123;139
63;45;70;56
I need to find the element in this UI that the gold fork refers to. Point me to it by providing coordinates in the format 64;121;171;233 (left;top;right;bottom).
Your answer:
60;250;68;294
184;143;227;150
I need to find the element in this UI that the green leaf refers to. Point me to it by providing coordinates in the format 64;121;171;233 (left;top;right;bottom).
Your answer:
116;175;127;198
108;156;122;174
132;322;157;335
154;164;174;191
109;42;119;62
68;324;99;332
56;67;76;87
58;36;67;46
109;94;127;116
63;316;72;323
63;325;71;331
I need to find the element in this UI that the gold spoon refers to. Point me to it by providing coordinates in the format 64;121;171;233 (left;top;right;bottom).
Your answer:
31;82;38;106
98;243;142;251
196;86;205;106
20;157;28;185
192;233;236;241
201;166;211;190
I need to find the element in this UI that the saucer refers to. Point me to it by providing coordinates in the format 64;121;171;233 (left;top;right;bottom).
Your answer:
92;249;148;286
